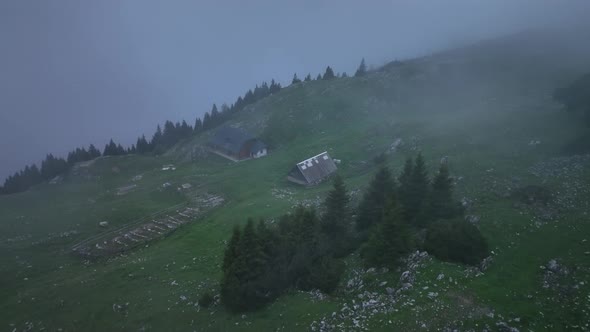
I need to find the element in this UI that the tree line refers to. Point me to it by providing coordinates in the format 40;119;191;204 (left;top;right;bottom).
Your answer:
1;59;370;195
290;58;368;85
219;154;489;312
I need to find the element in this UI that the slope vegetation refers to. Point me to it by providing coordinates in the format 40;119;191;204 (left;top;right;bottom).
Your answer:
1;29;590;331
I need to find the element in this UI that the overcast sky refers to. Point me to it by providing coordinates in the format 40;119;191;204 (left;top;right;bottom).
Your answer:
1;0;589;181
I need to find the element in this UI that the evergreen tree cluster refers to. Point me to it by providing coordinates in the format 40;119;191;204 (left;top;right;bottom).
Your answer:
194;79;283;137
103;139;128;156
219;155;488;313
149;120;194;153
357;154;487;268
0;143;106;195
221;176;351;312
289;58;365;87
66;145;101;164
1;153;70;195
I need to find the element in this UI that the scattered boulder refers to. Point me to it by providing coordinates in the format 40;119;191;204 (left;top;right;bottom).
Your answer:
479;256;493;272
99;221;109;228
390;138;403;152
496;321;520;332
528;140;541;146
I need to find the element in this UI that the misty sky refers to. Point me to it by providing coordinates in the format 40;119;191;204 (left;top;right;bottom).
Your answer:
1;0;589;181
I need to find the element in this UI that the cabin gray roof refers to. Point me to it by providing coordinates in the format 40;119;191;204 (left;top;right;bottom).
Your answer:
293;151;337;184
209;126;256;154
250;140;267;154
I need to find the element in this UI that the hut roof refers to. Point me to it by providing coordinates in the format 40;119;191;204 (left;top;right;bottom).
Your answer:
293;151;337;184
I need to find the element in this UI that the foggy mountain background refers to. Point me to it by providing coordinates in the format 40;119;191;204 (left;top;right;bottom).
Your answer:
1;0;589;181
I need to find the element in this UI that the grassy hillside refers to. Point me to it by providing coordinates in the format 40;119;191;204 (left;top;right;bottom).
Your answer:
2;29;590;331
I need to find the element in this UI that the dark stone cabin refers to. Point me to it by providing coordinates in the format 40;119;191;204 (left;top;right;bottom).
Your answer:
287;151;337;186
208;126;268;161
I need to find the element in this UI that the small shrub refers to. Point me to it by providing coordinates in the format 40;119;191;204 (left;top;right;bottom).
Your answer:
424;218;489;266
300;256;345;294
198;292;214;308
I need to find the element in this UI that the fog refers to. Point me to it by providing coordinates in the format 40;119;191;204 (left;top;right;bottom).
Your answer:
1;0;589;181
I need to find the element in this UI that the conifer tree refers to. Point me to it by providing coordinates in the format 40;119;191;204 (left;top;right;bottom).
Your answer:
222;225;241;274
210;104;219;125
304;74;312;82
398;154;430;226
341;72;348;78
221;219;269;311
321;175;352;256
244;89;255;104
361;200;413;268
316;73;322;80
323;66;335;80
151;125;163;149
88;144;101;158
180;120;192;138
355;58;367;77
398;157;414;212
406;153;430;226
116;144;126;155
429;163;461;221
291;73;301;85
194;118;203;134
356;166;396;232
269;79;281;94
202;112;211;130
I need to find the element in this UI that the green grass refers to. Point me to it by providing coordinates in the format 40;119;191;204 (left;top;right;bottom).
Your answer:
2;38;590;331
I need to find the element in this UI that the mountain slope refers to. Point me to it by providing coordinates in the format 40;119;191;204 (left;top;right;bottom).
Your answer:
1;28;590;331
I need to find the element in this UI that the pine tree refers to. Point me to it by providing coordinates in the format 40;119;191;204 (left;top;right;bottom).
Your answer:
398;157;414;213
269;79;281;94
202;112;211;130
222;225;241;273
355;58;367;77
429;163;461;221
210;104;219;126
405;153;430;226
341;72;348;78
116;144;126;155
88;144;101;158
356;166;396;232
323;66;335;80
151;125;163;149
291;73;301;85
180;120;192;138
316;73;322;80
221;219;270;312
304;74;312;82
361;200;413;268
103;140;115;156
194;118;203;133
321;175;352;256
